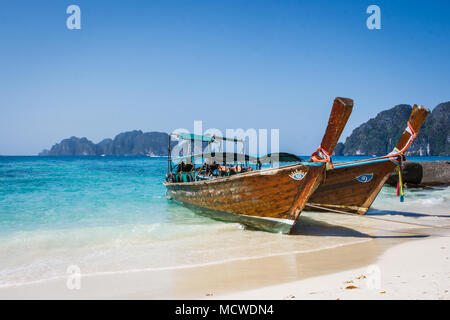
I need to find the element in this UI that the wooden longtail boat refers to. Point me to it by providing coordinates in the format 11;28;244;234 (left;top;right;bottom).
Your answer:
306;105;430;215
164;97;353;233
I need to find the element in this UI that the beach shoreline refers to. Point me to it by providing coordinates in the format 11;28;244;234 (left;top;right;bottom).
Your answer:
0;230;435;300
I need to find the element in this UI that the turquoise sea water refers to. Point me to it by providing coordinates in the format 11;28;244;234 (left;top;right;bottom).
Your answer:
0;156;449;287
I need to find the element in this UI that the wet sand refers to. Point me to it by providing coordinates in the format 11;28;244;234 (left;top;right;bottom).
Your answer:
0;237;397;299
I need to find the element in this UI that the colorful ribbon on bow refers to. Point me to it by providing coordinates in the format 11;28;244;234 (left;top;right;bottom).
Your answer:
396;165;404;202
311;145;334;169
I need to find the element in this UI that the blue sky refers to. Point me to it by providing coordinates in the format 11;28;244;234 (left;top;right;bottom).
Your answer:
0;0;449;155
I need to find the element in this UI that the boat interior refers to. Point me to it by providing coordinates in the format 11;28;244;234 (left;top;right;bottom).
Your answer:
166;133;304;183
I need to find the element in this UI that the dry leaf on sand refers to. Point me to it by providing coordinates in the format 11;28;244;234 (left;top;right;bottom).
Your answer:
345;285;358;290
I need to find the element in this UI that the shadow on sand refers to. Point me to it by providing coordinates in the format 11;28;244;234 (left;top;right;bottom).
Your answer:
290;215;428;239
167;200;431;238
366;208;450;218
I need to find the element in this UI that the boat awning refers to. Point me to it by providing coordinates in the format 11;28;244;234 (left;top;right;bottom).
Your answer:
171;133;245;143
171;152;304;164
173;133;215;142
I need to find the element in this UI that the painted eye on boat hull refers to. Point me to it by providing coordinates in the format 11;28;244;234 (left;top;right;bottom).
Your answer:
289;169;307;181
356;174;373;183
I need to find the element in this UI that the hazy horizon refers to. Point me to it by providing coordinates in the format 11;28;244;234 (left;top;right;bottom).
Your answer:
1;0;449;155
6;100;448;157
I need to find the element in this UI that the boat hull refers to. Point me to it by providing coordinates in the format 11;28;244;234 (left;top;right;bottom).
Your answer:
306;160;395;214
170;200;295;233
164;163;324;232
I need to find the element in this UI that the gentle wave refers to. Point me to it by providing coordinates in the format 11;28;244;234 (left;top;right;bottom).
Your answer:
0;238;371;289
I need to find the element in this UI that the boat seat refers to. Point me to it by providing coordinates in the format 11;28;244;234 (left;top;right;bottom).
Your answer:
181;172;195;182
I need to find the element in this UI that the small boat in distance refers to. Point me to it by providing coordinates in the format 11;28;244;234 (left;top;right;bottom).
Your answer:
164;97;353;233
306;104;430;214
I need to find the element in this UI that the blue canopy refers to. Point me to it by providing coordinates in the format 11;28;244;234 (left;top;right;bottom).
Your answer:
176;133;215;142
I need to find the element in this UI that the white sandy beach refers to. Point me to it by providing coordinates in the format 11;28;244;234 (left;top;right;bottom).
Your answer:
216;236;450;300
1;227;449;300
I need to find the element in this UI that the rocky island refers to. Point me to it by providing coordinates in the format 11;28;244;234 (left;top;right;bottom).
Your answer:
39;131;170;156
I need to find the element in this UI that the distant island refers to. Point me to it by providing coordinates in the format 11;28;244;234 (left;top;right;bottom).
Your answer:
334;101;449;156
39;131;170;156
39;101;449;157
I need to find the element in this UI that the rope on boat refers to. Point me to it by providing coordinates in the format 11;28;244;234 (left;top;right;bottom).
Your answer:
328;121;418;169
305;203;450;231
311;145;333;166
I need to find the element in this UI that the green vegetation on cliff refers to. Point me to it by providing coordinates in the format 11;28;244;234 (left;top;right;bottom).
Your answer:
335;102;449;156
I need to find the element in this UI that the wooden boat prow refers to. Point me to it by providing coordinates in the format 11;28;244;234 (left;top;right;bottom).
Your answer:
285;98;353;224
164;97;353;233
